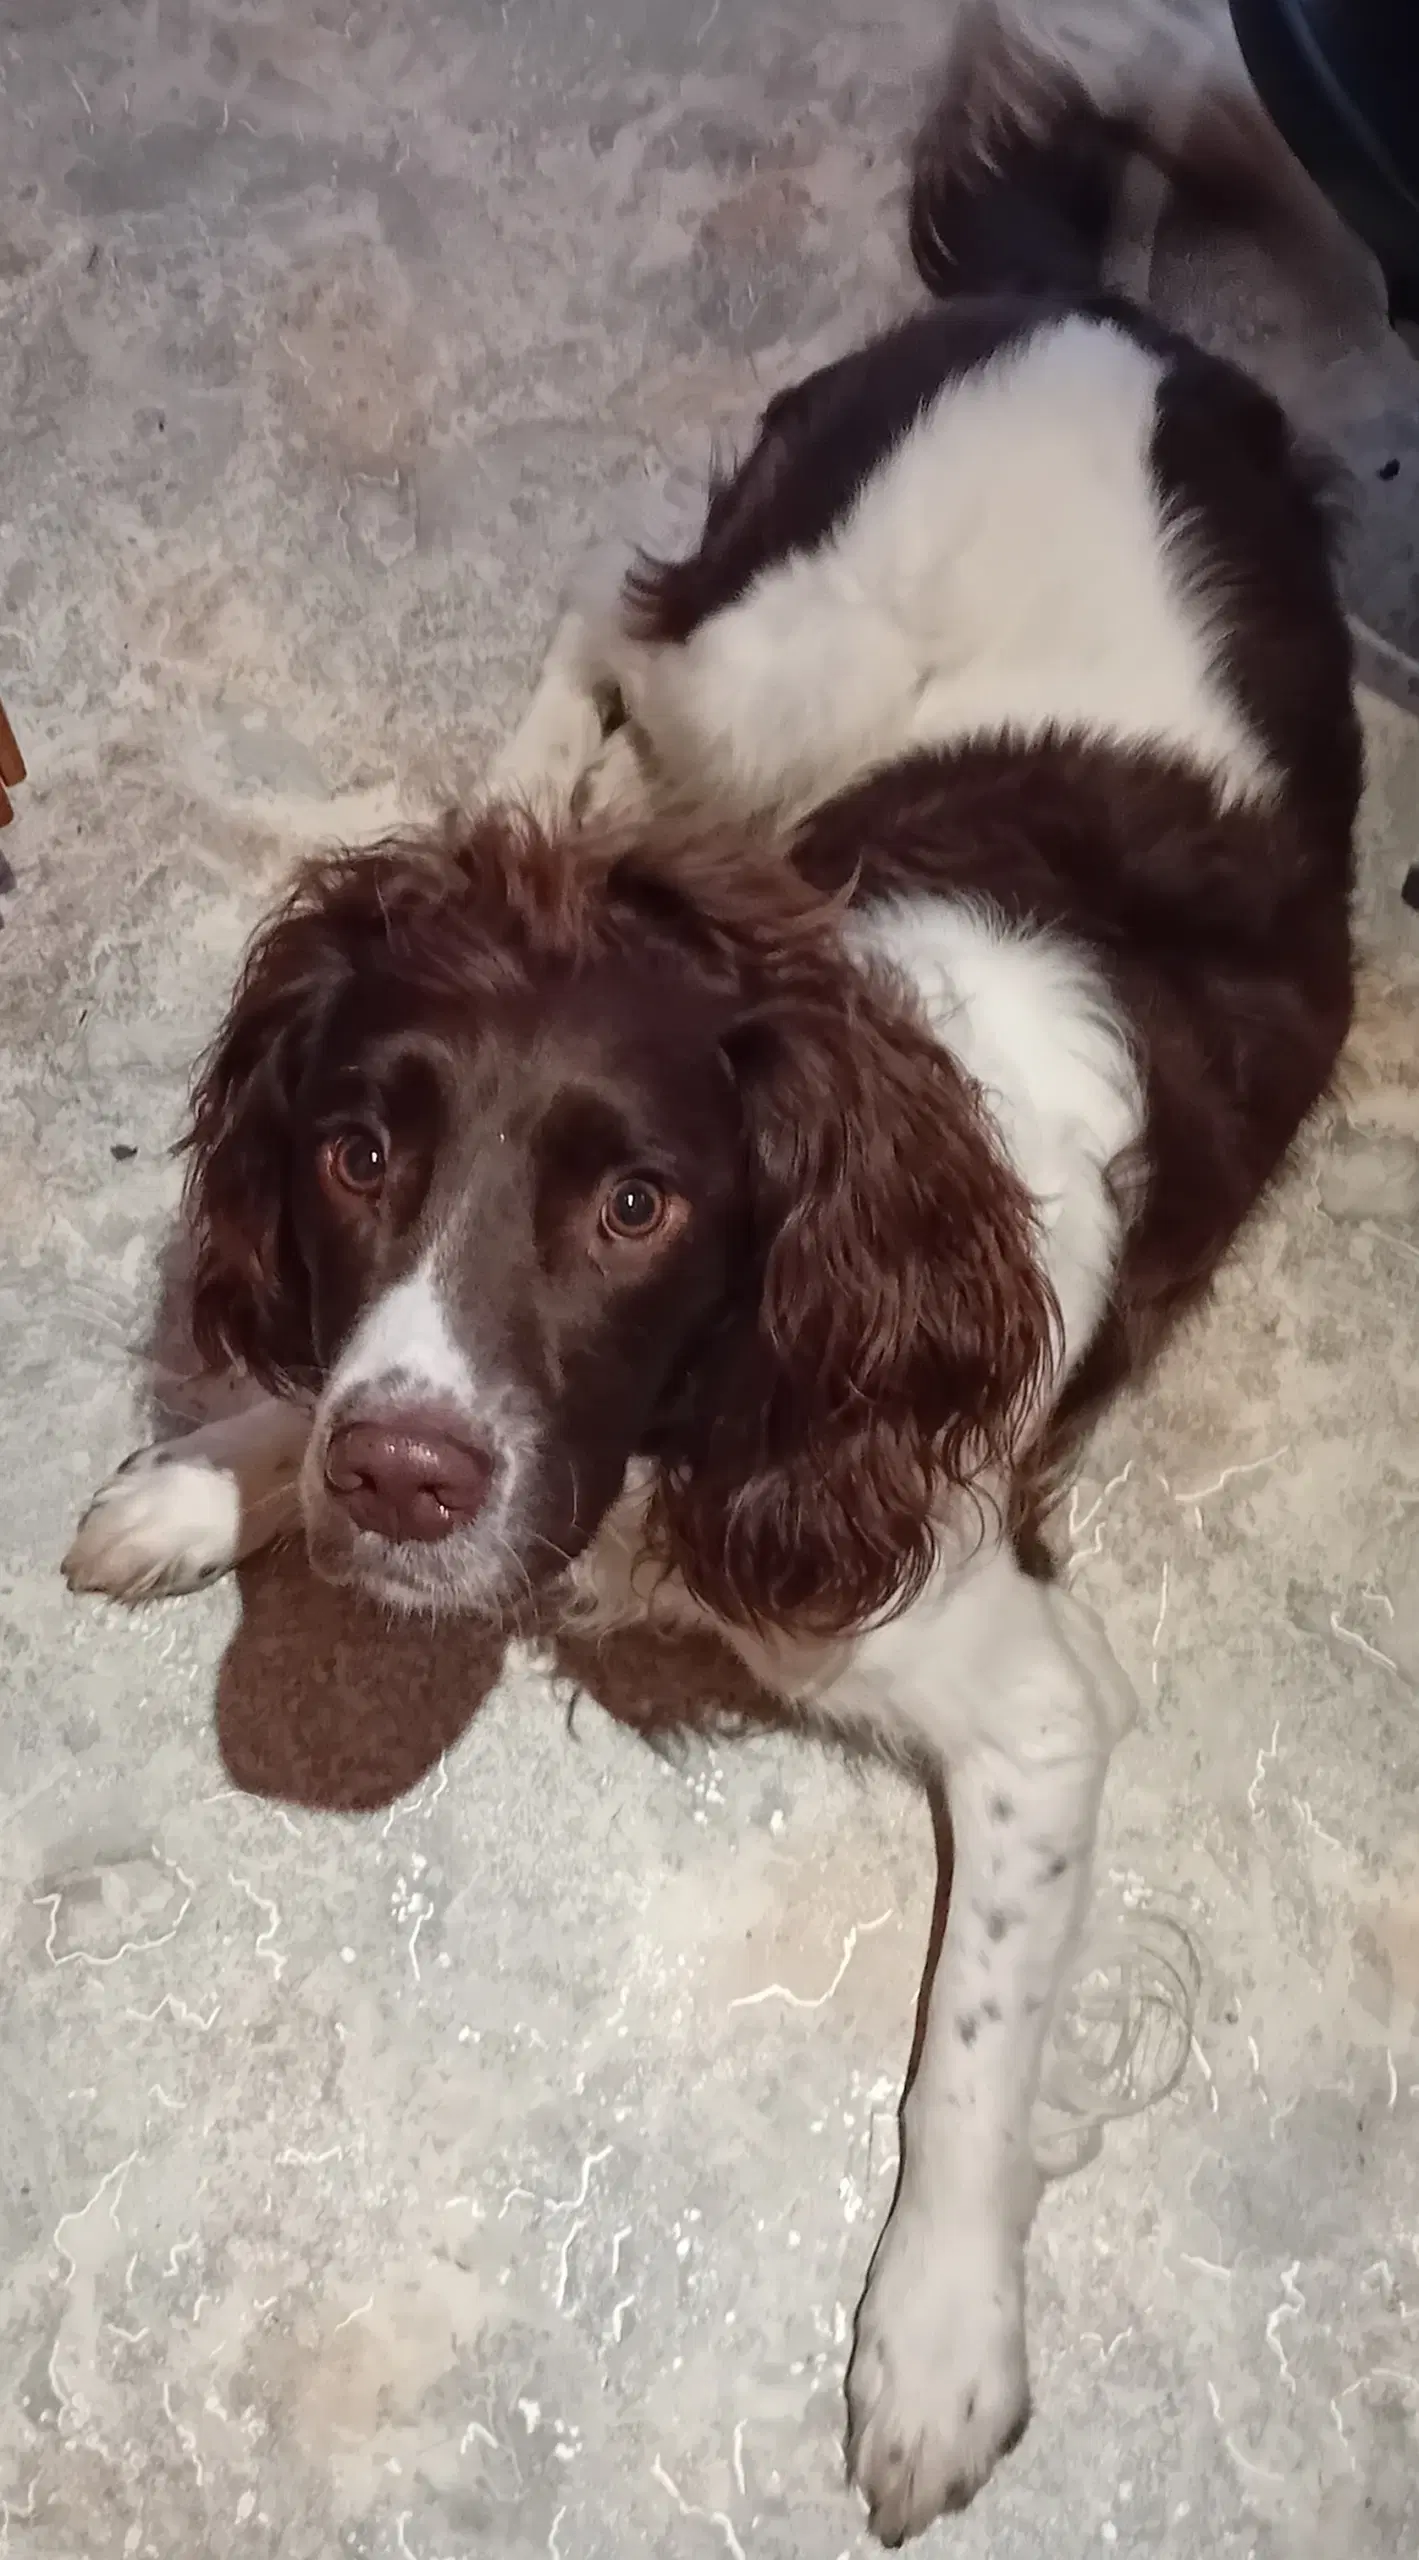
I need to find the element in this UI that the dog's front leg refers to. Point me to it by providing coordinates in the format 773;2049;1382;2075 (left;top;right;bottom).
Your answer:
486;609;611;825
487;514;672;832
815;1551;1133;2543
64;1393;311;1602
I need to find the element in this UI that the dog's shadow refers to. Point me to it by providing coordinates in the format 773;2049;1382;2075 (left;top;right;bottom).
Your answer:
214;1544;506;1809
216;1542;793;1814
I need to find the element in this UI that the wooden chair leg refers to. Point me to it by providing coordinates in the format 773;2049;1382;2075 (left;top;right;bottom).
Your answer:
0;697;24;826
0;699;24;791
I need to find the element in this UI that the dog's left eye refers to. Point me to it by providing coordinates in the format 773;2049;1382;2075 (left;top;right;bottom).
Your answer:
599;1176;668;1242
322;1127;387;1197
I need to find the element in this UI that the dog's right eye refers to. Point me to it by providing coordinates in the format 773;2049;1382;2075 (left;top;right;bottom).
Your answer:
321;1128;387;1198
599;1175;669;1242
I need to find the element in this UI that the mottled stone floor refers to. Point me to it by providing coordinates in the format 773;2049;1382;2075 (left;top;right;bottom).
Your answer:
2;4;1418;2557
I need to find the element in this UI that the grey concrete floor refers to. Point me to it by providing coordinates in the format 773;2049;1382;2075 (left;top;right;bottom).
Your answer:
3;5;1419;2557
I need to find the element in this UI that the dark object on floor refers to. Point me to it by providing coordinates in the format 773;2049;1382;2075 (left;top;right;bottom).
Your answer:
0;697;24;827
1401;863;1419;910
1229;0;1419;327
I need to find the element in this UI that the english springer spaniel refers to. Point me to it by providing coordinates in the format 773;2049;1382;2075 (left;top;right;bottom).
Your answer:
65;10;1358;2542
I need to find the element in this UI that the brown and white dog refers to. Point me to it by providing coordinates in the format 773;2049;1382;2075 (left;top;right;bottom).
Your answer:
65;13;1359;2543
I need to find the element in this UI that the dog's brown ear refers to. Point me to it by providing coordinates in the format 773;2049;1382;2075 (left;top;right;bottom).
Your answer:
183;890;347;1392
651;951;1057;1639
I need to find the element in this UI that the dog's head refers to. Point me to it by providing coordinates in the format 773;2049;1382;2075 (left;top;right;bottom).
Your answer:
186;809;1053;1633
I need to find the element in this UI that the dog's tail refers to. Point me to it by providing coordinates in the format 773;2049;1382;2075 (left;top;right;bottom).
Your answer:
908;0;1344;303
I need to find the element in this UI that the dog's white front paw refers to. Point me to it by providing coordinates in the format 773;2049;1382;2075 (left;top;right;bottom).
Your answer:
570;722;651;827
846;2203;1030;2545
488;671;607;825
64;1448;248;1602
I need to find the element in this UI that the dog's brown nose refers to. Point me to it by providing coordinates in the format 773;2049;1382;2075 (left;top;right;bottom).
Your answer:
323;1420;493;1544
